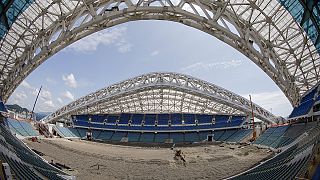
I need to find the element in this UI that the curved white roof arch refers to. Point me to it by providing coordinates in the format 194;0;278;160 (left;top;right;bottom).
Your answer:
43;72;278;124
0;0;319;107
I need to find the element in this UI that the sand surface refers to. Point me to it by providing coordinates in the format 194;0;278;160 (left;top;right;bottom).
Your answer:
24;139;272;180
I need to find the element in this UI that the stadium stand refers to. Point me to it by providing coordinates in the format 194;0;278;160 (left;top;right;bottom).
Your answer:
97;130;114;141
140;132;155;143
254;122;317;149
65;113;252;144
72;113;246;131
54;126;79;138
224;129;252;143
131;114;144;125
217;129;238;141
6;118;39;137
0;99;7;113
231;125;320;180
127;132;141;142
289;85;319;118
170;132;185;143
0;119;69;179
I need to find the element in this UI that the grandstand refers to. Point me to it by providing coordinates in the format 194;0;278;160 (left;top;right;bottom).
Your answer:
0;0;318;179
6;118;39;137
0;118;71;180
66;113;250;144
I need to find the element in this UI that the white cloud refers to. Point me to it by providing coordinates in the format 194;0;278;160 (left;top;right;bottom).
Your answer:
57;98;63;104
8;91;28;104
116;39;132;53
46;77;57;84
181;60;243;72
43;100;55;108
40;89;53;101
241;91;292;117
15;92;28;100
65;26;131;53
150;50;160;56
62;73;78;88
21;80;34;90
7;80;59;112
62;91;75;101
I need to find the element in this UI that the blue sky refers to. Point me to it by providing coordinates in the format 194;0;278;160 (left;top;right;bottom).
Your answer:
7;20;292;117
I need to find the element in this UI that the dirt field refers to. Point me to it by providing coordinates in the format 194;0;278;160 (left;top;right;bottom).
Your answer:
24;138;272;180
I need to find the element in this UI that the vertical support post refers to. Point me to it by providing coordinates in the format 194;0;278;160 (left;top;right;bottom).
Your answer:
249;95;256;140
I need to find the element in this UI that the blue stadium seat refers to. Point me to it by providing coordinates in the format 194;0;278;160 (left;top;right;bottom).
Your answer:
0;99;7;112
226;129;252;142
289;99;314;118
0;123;67;179
196;114;213;124
199;131;211;141
157;114;169;125
154;132;169;143
106;115;119;124
300;88;317;103
74;120;90;127
6;118;39;137
184;132;199;142
75;114;89;121
119;113;131;124
77;128;88;138
131;114;144;125
127;132;141;142
170;132;184;143
98;131;114;140
91;129;102;139
68;127;80;137
183;114;196;124
171;113;182;124
218;129;237;141
144;114;156;125
90;115;105;123
140;132;155;143
213;130;225;141
72;114;248;136
215;115;229;123
111;131;127;141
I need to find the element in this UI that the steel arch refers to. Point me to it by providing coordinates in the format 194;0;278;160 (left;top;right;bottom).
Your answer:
43;72;278;124
0;0;319;107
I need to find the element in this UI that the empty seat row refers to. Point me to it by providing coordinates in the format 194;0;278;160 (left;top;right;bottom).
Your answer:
70;127;253;144
6;118;39;137
71;127;214;143
254;123;316;149
73;122;244;131
54;126;78;138
72;113;246;126
0;122;68;179
232;128;318;180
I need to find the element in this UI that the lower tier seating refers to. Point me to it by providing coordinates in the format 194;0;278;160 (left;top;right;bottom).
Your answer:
54;126;79;138
254;122;317;149
68;127;252;144
0;120;69;179
232;125;320;180
6;118;39;137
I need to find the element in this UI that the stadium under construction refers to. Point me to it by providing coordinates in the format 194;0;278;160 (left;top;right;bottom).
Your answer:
0;0;319;179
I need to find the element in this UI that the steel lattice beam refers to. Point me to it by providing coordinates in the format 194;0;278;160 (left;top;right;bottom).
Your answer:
43;72;279;124
0;0;319;107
